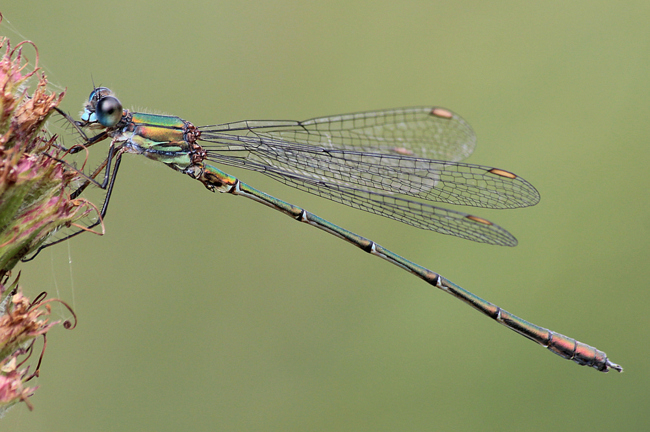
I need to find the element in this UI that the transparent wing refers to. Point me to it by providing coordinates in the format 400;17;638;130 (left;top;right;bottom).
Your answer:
200;106;476;162
197;106;540;246
198;108;540;209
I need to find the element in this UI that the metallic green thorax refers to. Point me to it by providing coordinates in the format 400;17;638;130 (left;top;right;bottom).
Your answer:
116;112;198;171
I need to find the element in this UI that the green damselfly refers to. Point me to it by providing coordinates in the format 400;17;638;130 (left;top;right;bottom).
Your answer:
43;87;621;372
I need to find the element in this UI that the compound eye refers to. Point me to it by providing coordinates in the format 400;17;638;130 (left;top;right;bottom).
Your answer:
95;96;123;127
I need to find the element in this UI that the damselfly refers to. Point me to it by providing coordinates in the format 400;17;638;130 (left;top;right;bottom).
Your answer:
42;87;621;372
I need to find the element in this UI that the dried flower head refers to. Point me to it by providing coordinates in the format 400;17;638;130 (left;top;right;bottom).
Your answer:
0;30;101;271
0;273;76;414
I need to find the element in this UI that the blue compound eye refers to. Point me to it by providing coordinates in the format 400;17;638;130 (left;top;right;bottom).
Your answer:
95;96;123;127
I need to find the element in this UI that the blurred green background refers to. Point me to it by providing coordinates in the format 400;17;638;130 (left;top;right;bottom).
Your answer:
3;1;648;431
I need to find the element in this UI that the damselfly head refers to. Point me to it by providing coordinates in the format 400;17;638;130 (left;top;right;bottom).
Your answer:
80;87;123;128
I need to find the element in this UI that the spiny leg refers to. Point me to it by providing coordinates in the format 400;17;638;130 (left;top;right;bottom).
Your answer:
22;110;125;261
22;150;124;261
